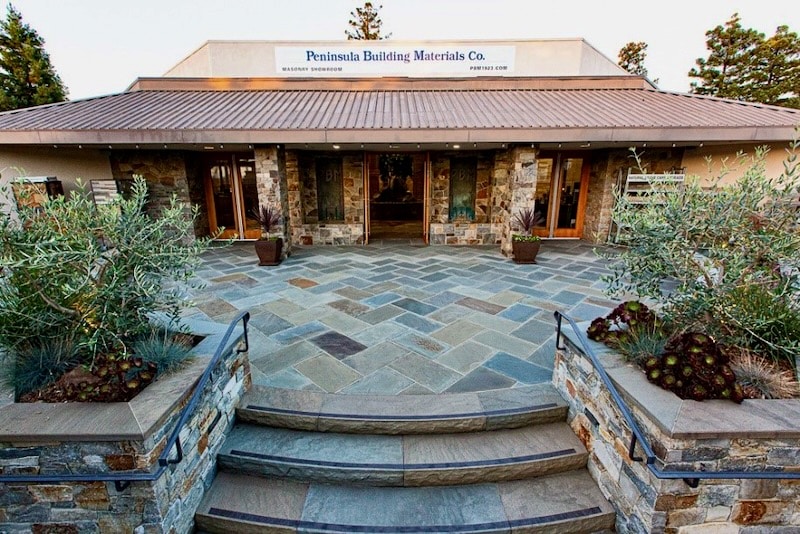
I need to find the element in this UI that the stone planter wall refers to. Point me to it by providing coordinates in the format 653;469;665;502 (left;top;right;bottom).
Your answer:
553;328;800;533
0;319;250;533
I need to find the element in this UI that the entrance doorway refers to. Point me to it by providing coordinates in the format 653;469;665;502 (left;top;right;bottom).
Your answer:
203;153;259;239
532;153;590;238
365;153;426;240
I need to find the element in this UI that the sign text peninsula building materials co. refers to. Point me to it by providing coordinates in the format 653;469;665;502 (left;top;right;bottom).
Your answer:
1;39;798;252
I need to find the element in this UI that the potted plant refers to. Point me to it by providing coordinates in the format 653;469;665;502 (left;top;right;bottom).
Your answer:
511;207;543;263
253;204;284;266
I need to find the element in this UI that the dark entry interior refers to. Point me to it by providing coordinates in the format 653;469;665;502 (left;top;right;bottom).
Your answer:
368;153;425;239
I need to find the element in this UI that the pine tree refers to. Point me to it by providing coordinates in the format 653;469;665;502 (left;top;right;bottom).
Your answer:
688;13;764;100
345;2;390;41
0;3;67;111
618;42;649;77
747;25;800;109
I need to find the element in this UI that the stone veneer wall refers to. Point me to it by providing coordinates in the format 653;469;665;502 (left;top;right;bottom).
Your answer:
109;151;193;222
428;151;503;245
553;335;800;533
582;151;618;244
286;151;365;245
0;329;250;533
582;149;686;244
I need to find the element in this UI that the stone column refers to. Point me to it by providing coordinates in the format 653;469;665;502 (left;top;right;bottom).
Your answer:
498;146;537;256
255;146;290;257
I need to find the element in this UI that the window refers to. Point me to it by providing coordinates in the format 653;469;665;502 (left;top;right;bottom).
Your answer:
449;157;477;221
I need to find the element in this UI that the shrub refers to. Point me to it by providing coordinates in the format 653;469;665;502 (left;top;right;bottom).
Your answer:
603;140;800;366
0;174;219;385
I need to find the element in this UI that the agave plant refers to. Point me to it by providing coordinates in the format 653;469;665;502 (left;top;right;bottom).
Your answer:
252;205;282;240
512;207;544;242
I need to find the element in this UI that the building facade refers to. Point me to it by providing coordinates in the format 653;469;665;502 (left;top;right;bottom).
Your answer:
1;39;799;257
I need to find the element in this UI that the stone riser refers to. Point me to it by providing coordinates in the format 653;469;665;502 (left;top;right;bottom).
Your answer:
196;471;616;534
217;446;588;487
197;384;615;533
237;385;569;435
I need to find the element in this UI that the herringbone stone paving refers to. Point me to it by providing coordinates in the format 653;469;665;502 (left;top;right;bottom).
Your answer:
184;240;619;394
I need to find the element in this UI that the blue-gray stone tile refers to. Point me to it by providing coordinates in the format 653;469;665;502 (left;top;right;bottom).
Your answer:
392;298;438;316
511;318;557;345
388;352;461;393
446;367;516;393
424;290;465;307
339;367;416;395
301;483;506;528
484;352;552;384
394;312;442;334
271;321;328;345
248;312;294;336
551;290;586;305
498;303;540;323
361;292;402;307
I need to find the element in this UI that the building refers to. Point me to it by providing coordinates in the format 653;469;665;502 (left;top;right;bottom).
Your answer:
1;39;799;256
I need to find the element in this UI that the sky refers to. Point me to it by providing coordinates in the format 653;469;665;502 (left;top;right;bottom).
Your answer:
8;0;800;100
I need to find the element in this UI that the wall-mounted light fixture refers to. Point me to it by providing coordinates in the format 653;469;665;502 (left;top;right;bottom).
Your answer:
333;144;341;149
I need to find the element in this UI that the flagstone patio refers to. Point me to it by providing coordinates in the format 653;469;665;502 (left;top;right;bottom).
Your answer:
185;240;619;395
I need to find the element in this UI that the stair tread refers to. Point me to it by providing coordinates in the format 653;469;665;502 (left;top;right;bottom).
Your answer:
221;422;585;470
238;383;568;434
197;470;615;533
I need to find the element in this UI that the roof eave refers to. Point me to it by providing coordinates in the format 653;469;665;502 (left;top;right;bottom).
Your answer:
0;126;795;146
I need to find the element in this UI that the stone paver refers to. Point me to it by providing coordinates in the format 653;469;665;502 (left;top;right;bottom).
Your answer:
186;240;617;395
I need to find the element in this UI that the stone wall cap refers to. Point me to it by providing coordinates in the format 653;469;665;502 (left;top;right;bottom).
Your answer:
0;320;243;443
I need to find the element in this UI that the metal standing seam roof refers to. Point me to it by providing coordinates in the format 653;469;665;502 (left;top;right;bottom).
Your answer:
0;87;798;143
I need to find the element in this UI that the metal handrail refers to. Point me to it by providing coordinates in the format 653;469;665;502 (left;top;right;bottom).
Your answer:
554;310;800;488
0;310;250;491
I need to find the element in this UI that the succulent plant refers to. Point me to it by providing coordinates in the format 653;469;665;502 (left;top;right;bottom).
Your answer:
587;302;746;403
645;331;743;403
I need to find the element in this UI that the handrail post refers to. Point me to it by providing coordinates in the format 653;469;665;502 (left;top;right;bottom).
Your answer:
555;312;566;350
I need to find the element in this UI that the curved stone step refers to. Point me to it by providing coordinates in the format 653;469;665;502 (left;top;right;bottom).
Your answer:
237;383;568;434
196;470;615;534
218;422;588;486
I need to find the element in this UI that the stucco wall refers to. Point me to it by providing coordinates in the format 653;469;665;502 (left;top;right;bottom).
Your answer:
681;143;793;187
0;147;113;216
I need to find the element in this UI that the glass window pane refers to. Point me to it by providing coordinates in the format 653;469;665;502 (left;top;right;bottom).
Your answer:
556;158;583;230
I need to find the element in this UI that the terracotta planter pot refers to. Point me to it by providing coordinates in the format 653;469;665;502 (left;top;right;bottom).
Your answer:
254;238;283;266
512;240;541;264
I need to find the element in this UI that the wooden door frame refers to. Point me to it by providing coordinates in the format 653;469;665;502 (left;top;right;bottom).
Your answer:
202;152;254;240
536;151;591;238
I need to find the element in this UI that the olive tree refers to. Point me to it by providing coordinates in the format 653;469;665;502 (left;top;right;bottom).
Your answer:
604;141;800;364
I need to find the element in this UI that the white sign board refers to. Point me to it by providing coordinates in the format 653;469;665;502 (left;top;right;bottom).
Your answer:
275;45;516;77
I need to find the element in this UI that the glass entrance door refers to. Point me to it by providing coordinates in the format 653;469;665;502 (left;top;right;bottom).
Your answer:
532;154;590;238
204;153;259;239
